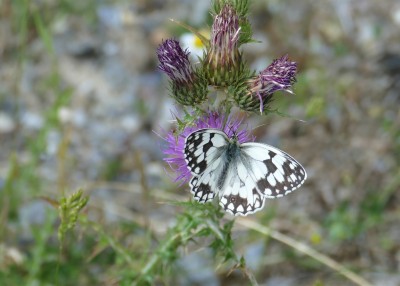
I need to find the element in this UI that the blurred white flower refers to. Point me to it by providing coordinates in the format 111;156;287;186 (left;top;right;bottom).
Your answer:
180;32;207;60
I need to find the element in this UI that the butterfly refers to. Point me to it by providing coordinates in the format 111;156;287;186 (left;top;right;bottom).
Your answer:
184;128;307;216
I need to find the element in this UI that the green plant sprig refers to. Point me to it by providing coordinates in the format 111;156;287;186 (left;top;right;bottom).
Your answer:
134;201;258;285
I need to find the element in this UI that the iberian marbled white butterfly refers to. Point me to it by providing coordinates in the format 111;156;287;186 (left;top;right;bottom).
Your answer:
184;128;307;216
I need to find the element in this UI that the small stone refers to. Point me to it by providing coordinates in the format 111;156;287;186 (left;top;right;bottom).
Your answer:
0;112;15;133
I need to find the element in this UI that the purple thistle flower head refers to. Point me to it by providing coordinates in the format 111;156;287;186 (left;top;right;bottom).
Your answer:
157;39;194;85
232;55;297;113
162;111;254;184
251;55;297;97
210;4;240;63
157;39;208;106
249;55;297;112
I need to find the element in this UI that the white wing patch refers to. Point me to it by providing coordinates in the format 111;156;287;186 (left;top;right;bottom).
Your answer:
218;160;265;216
183;129;307;216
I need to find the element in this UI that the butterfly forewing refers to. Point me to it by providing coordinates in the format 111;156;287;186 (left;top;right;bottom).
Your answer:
184;129;228;175
185;129;229;204
241;143;307;198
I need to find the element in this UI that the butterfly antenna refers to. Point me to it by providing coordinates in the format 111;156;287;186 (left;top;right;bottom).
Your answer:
227;122;240;139
226;122;232;135
268;108;308;123
251;122;269;132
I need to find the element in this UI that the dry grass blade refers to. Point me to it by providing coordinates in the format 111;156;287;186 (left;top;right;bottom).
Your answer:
169;18;209;47
236;218;373;286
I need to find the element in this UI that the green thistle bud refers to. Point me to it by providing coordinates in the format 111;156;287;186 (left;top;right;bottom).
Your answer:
203;4;245;87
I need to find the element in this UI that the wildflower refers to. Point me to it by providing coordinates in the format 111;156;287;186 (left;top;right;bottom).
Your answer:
162;111;254;183
203;4;245;87
180;32;207;59
157;39;208;106
232;55;297;113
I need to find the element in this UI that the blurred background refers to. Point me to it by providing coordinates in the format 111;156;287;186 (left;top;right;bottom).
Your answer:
0;0;399;285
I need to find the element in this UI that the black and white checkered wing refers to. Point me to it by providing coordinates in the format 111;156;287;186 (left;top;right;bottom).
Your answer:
183;129;307;216
219;142;306;216
241;142;307;198
184;129;229;175
218;159;266;216
184;129;229;202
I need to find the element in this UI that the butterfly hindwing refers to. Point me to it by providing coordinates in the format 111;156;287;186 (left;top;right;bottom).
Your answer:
218;159;266;216
189;176;215;203
220;189;265;216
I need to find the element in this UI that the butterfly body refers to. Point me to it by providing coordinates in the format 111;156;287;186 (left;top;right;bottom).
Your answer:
184;128;306;216
216;137;240;189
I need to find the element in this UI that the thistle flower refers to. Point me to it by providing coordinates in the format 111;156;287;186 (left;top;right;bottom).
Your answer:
157;39;208;106
203;4;245;87
162;111;254;183
232;55;297;113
